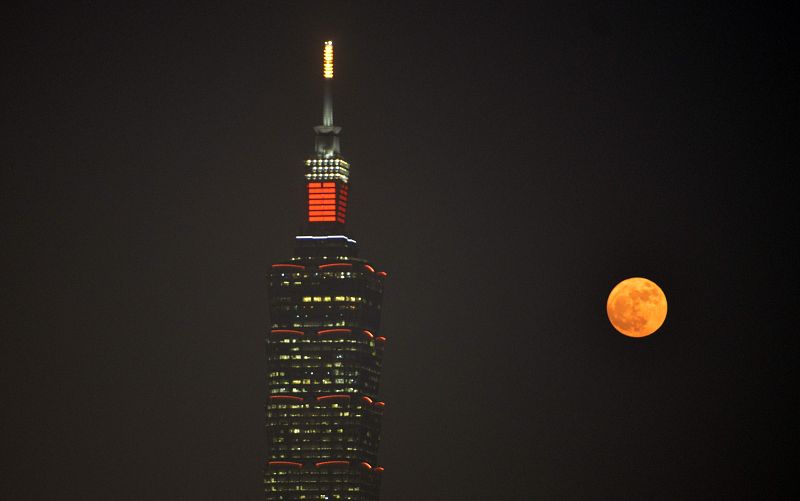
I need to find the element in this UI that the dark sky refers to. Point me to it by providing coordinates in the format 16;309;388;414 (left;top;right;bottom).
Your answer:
3;2;796;500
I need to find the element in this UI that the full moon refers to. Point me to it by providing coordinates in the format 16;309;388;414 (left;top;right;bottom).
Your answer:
607;277;667;338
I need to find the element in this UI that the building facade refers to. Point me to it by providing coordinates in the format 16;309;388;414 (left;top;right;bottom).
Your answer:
264;41;388;501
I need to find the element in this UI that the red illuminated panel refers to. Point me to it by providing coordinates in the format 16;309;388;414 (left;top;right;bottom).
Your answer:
318;263;352;269
360;461;373;470
271;263;305;270
374;401;385;407
269;395;304;402
373;466;385;472
361;396;373;404
317;328;352;335
316;394;351;401
376;271;388;277
270;329;304;336
339;185;348;224
268;461;303;469
315;460;350;467
362;329;374;339
307;181;348;223
363;264;375;273
376;336;386;342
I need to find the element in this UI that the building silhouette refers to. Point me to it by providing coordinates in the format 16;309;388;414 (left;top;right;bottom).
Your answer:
264;41;388;501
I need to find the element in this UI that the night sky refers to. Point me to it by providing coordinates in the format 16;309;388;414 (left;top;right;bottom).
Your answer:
3;2;796;500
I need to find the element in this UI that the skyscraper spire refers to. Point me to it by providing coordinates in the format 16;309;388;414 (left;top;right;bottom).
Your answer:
314;41;341;158
322;40;334;127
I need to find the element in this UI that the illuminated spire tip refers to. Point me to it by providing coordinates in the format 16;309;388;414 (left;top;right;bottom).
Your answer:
323;41;334;79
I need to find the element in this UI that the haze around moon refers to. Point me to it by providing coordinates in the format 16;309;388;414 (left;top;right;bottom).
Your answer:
607;277;668;338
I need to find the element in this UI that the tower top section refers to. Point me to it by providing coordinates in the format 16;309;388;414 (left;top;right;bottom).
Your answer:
303;40;349;235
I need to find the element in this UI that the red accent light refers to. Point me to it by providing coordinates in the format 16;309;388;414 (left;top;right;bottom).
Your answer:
316;394;351;401
363;264;375;273
317;328;352;335
271;264;305;270
268;461;303;469
322;182;335;187
376;336;386;342
360;461;373;469
375;401;385;407
376;271;388;277
318;263;352;269
307;182;322;188
362;330;374;339
309;217;337;222
315;460;349;467
308;188;336;194
270;329;304;336
374;466;384;472
361;396;373;404
269;395;304;402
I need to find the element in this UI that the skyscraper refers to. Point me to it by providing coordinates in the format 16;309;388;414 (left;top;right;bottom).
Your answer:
264;41;388;501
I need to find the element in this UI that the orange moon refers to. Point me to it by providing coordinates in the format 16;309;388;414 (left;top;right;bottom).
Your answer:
607;277;667;338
